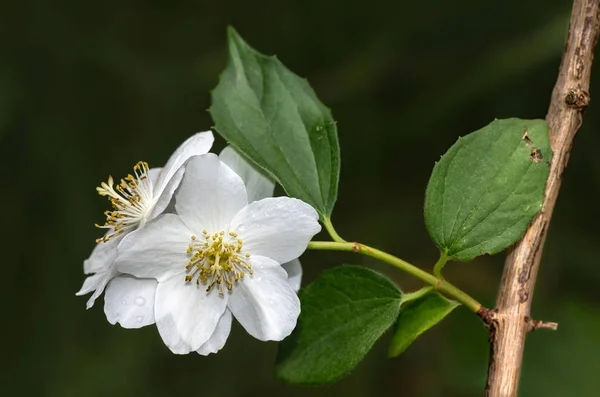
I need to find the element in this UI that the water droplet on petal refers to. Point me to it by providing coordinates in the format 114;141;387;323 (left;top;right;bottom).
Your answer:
134;297;146;306
122;300;127;305
136;316;143;323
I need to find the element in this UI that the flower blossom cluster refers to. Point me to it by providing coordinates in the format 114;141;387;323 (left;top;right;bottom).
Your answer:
78;131;320;354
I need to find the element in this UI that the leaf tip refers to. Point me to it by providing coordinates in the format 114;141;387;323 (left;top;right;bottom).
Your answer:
226;25;239;38
226;25;248;53
387;345;407;359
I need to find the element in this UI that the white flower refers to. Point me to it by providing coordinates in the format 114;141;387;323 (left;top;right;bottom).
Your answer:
77;131;215;311
115;154;321;354
103;146;304;333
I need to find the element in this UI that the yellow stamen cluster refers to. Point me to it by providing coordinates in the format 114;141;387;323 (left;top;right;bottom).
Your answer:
95;161;153;243
185;230;253;295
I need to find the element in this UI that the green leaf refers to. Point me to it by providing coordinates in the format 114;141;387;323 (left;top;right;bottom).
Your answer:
424;118;552;261
388;291;459;357
210;27;340;218
275;265;402;385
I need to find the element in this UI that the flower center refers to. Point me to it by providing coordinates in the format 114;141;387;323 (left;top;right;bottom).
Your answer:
185;230;253;295
95;161;154;243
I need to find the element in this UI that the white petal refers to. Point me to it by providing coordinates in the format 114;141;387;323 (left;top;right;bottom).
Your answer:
227;255;300;341
282;259;303;292
149;166;184;219
196;309;232;356
149;167;162;184
231;197;321;264
155;273;228;354
175;154;247;233
76;267;117;309
83;236;120;274
104;275;157;329
115;214;192;282
219;146;275;203
152;131;214;200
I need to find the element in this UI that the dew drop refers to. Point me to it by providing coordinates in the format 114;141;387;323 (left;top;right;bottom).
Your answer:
136;316;143;323
122;300;127;305
134;297;146;306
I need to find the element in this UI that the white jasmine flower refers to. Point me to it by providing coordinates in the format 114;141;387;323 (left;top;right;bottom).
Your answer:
77;131;215;312
104;145;304;335
115;154;320;354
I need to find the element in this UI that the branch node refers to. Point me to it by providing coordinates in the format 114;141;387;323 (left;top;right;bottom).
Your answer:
477;307;498;328
525;316;559;332
565;88;590;108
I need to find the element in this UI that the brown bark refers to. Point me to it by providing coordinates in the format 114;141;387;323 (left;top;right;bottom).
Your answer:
483;1;600;396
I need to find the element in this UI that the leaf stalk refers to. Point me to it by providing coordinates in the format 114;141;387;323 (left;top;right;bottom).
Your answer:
307;241;481;313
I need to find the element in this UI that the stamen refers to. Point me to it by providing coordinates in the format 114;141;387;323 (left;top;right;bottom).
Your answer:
95;161;154;243
184;232;253;295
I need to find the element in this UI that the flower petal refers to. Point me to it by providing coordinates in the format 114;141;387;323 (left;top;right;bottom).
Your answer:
155;273;228;354
149;167;162;184
231;197;321;264
152;131;214;200
76;266;117;309
149;167;184;219
104;275;157;329
83;236;120;274
219;146;275;203
282;259;303;292
196;309;232;356
175;154;247;233
227;255;300;341
115;214;192;282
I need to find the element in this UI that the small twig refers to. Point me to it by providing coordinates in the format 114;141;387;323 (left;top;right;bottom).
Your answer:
525;316;559;332
484;1;600;396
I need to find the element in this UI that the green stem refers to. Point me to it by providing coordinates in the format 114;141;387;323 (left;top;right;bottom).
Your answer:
323;217;347;243
307;241;481;313
433;250;449;279
400;286;433;304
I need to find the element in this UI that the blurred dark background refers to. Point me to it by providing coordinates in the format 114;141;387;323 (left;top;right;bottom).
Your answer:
3;0;600;396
